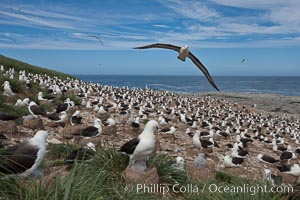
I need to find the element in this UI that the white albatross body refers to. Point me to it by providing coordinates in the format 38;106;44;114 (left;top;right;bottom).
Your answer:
120;120;159;165
23;130;48;177
0;130;48;177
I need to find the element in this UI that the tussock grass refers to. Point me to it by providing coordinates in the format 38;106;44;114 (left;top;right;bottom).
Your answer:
0;147;156;199
0;147;293;200
150;153;188;186
47;144;80;160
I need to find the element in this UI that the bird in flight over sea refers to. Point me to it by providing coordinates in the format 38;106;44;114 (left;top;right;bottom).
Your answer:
241;58;245;63
88;35;104;46
6;37;16;43
133;43;219;91
10;7;22;12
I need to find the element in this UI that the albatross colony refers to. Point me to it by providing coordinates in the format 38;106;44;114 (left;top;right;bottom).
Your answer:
0;64;300;183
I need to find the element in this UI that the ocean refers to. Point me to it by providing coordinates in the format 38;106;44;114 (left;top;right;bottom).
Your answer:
75;75;300;96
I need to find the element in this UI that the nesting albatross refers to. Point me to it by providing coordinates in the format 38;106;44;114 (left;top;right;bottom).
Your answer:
120;120;159;170
28;101;46;118
133;43;219;91
0;130;48;177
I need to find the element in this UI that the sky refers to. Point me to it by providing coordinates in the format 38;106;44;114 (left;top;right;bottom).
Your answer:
0;0;300;76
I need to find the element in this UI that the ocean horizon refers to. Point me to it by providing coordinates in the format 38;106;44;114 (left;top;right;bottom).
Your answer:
75;75;300;96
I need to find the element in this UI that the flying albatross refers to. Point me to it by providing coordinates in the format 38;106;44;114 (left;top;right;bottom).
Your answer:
88;35;104;46
133;43;219;91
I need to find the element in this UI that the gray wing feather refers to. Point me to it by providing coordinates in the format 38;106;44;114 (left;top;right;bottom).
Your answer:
188;52;220;91
133;43;181;52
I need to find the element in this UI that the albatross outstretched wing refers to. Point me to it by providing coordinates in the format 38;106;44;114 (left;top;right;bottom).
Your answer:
87;35;104;46
188;52;220;91
133;43;181;52
133;43;220;91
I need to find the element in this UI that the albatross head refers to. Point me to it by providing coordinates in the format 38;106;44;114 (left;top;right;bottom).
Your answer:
94;118;104;127
86;142;96;152
74;110;81;116
33;130;48;143
144;120;159;133
2;81;9;87
29;101;37;106
176;156;185;165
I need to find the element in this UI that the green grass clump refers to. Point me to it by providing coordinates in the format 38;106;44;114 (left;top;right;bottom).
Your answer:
0;147;156;200
0;103;29;116
0;147;295;200
47;144;80;160
150;153;188;186
93;146;129;174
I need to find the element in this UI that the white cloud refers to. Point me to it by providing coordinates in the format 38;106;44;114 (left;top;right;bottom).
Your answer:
209;0;300;33
0;10;77;30
153;24;170;28
208;0;287;9
267;4;300;28
1;0;300;49
160;0;219;21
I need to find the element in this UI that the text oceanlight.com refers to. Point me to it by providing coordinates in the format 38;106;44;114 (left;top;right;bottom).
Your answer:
129;183;293;195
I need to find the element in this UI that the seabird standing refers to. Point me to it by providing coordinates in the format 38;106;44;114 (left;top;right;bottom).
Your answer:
120;120;159;166
2;81;15;96
0;130;48;177
133;43;219;91
28;101;46;118
25;80;32;89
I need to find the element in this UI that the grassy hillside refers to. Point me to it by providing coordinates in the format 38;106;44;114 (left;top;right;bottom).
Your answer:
0;55;79;116
0;55;76;80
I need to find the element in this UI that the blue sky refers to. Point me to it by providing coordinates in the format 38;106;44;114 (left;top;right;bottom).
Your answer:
0;0;300;75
